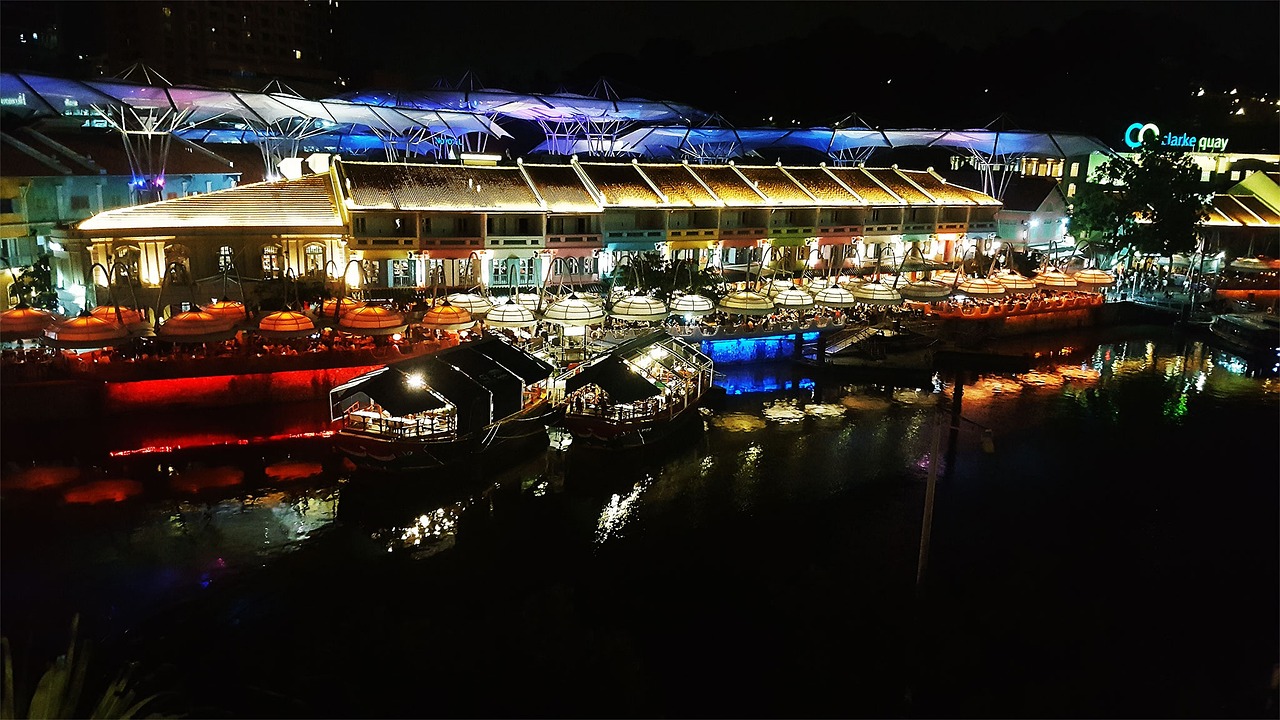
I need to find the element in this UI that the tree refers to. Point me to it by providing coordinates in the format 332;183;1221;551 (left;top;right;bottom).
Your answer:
1067;140;1211;266
6;255;59;311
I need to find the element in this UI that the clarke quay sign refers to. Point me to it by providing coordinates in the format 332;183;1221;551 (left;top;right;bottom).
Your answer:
1124;122;1229;152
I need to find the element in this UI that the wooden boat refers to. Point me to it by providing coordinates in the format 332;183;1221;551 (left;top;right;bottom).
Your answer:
330;337;558;471
1208;312;1280;362
553;331;717;449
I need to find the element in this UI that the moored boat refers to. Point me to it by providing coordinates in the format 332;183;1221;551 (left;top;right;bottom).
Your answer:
1207;312;1280;363
330;336;557;471
552;331;717;449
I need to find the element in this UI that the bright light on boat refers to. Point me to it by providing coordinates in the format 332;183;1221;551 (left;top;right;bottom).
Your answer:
406;373;426;389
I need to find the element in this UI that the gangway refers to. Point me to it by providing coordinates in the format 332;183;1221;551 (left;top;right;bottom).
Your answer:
824;326;877;355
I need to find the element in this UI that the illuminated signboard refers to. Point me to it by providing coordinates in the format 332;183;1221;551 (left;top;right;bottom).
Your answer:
1124;122;1229;152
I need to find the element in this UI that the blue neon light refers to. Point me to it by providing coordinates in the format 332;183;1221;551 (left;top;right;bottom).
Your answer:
701;332;818;365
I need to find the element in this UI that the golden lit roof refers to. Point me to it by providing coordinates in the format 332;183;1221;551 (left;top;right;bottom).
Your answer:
1211;194;1278;226
520;163;601;213
77;175;341;233
576;163;663;206
866;169;933;204
1232;195;1280;225
908;172;980;205
733;166;815;205
688;165;765;206
635;164;721;207
782;167;865;205
825;168;902;205
341;162;542;211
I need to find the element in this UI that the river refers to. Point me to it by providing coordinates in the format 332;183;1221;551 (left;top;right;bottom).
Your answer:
1;326;1276;718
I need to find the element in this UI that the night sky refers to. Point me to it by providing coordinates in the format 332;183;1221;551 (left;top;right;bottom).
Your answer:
3;0;1278;150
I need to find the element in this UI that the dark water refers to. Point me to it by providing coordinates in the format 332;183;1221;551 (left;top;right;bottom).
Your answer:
2;328;1277;718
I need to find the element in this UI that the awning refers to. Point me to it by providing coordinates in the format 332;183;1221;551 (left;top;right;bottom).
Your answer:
565;356;660;403
666;238;717;250
768;236;809;248
426;248;483;259
720;237;762;249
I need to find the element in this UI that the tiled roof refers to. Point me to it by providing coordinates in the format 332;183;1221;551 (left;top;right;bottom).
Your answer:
687;165;764;206
906;171;982;205
781;167;865;205
1204;196;1241;225
77;174;341;232
576;163;663;206
635;164;721;207
520;164;600;213
1230;194;1280;225
733;165;814;205
866;169;932;204
1211;194;1278;226
825;167;902;205
341;162;542;211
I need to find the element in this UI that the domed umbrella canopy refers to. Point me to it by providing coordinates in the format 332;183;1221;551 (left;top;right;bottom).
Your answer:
898;280;953;301
813;286;860;308
1073;268;1116;288
806;277;835;290
445;292;494;317
669;292;717;317
1;303;57;341
319;298;366;325
1035;269;1078;289
992;269;1037;291
836;275;864;291
773;287;815;310
155;310;238;343
256;310;317;340
485;299;537;329
760;278;796;297
957;277;1007;298
931;269;963;287
337;305;408;336
852;281;905;306
42;312;131;350
608;295;670;323
90;305;153;338
202;299;249;324
421;301;476;333
541;293;607;326
717;290;774;316
504;292;543;311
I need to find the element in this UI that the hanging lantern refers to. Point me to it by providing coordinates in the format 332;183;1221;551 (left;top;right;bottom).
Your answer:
202;299;248;323
760;278;795;297
931;269;963;287
898;280;953;301
320;298;365;322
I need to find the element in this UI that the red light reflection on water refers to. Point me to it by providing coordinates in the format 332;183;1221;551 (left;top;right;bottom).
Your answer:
62;479;144;504
110;430;334;457
3;465;82;491
264;461;325;482
170;467;245;494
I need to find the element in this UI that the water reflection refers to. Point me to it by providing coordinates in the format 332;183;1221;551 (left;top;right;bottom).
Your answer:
3;329;1277;665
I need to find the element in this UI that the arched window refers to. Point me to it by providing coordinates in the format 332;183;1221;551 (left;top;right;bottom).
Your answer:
216;245;235;273
164;243;191;275
261;244;283;279
304;243;326;277
112;245;141;285
361;259;380;286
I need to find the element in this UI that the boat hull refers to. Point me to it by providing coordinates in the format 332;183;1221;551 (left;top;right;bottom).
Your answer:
335;402;558;471
560;388;721;450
